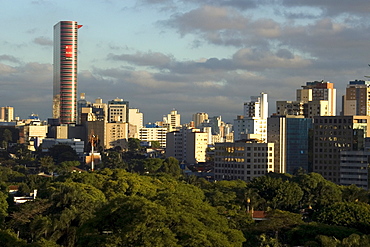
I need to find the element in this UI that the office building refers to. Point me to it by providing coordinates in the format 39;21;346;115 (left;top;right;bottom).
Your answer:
53;21;82;124
312;115;370;183
268;116;313;174
340;150;370;189
214;141;274;181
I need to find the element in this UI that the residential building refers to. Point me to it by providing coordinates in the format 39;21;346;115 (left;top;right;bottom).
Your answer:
108;98;129;123
166;126;208;164
139;125;167;148
193;112;208;128
163;109;181;131
0;106;14;122
297;80;336;116
342;80;370;116
234;93;268;142
129;108;143;138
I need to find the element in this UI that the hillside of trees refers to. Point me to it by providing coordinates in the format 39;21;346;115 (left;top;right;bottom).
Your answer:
0;141;370;246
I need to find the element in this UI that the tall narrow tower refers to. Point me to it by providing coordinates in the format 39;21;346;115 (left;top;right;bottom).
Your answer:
53;21;82;124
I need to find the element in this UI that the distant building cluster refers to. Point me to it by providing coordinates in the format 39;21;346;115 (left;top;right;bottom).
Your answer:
2;21;370;190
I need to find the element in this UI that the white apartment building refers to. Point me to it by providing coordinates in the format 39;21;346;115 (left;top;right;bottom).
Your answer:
234;92;268;142
139;127;167;148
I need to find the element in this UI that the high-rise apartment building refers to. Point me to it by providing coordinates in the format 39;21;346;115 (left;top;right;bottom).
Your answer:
108;98;129;123
163;109;181;132
0;106;14;122
234;93;268;142
192;112;208;128
342;80;370;116
297;80;336;116
166;126;208;164
53;21;82;124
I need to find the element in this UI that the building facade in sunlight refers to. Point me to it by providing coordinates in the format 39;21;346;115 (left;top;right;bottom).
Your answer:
53;21;82;124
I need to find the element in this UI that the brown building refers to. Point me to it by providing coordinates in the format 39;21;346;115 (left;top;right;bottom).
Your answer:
312;115;370;183
342;80;370;116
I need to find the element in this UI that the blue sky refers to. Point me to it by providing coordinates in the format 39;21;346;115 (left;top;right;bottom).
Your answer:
1;0;370;123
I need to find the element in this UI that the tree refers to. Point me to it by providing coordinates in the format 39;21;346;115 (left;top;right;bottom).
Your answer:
127;138;141;153
2;129;12;149
313;202;370;233
101;151;126;169
40;156;55;174
150;141;161;148
48;145;79;164
248;176;303;210
44;181;107;246
293;172;342;209
78;178;245;247
158;157;182;178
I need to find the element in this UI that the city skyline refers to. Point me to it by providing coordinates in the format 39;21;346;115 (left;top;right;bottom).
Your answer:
1;1;370;122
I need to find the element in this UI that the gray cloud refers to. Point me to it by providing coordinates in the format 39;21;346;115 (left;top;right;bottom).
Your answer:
108;51;173;67
282;0;370;16
0;55;20;64
33;36;53;46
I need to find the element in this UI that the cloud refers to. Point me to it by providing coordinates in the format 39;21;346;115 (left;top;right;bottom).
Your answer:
108;51;173;67
33;36;53;46
0;55;20;64
282;0;370;16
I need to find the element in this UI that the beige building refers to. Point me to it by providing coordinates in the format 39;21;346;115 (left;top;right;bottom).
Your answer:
18;120;48;151
163;109;181;132
214;141;274;181
192;112;208;128
297;80;336;116
129;109;143;138
166;126;208;164
106;122;129;149
0;106;14;122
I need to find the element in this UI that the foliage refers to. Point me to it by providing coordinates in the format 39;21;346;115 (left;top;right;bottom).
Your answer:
78;177;245;247
286;222;360;246
48;144;79;165
313;202;370;233
248;176;303;210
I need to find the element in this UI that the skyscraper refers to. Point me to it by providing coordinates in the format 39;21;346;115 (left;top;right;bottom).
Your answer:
53;21;82;124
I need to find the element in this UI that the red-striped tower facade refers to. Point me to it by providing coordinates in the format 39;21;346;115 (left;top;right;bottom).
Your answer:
53;21;82;124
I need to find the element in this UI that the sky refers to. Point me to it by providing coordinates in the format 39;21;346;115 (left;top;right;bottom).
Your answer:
1;0;370;123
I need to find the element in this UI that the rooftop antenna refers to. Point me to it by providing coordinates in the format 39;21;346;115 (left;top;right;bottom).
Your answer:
89;130;98;171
